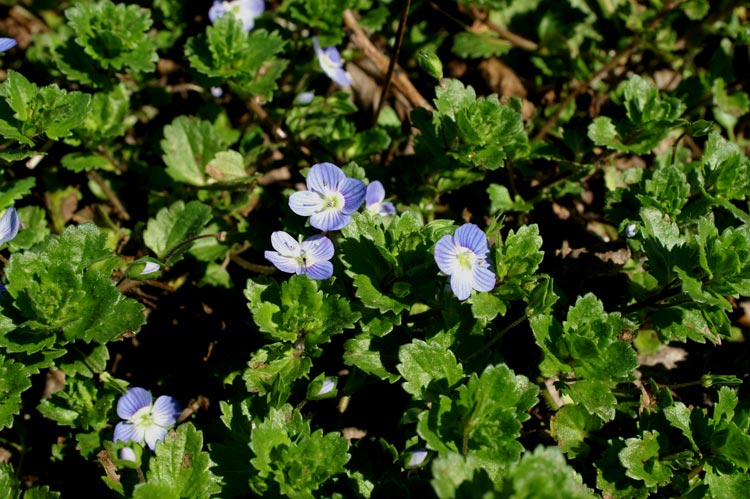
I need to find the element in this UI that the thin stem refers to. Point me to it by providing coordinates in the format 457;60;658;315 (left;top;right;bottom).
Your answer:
162;232;227;264
344;9;433;111
464;311;528;361
88;170;130;221
228;253;276;274
670;131;688;166
470;7;538;51
374;0;411;125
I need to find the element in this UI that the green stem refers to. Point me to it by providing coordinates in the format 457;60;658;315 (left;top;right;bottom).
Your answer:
162;232;227;265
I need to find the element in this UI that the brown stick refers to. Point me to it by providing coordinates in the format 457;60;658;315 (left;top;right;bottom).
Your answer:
87;170;131;221
470;8;538;51
374;0;412;124
343;9;433;111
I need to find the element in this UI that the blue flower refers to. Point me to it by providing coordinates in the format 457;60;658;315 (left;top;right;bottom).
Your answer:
264;231;334;280
0;207;20;246
434;223;496;300
208;0;264;32
365;181;396;216
313;36;351;86
0;38;16;53
289;162;366;231
113;387;181;450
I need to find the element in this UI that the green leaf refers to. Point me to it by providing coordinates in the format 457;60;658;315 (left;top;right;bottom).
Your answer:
430;452;496;499
417;364;538;481
397;339;464;398
0;354;33;430
0;70;90;144
186;16;287;100
66;0;158;73
562;379;618;422
551;404;604;458
60;152;112;172
588;75;685;154
619;431;672;488
244;276;360;351
143;200;213;265
500;446;598;499
161;116;227;186
3;224;146;347
75;83;135;145
144;423;221;499
343;333;401;383
242;345;312;398
452;32;511;59
205;150;248;183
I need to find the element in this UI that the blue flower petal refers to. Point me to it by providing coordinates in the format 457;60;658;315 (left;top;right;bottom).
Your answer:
450;270;474;300
305;260;334;280
473;264;496;292
339;178;366;214
265;250;301;274
144;425;169;451
0;38;16;53
366;181;385;206
113;421;138;444
117;387;152;420
434;235;458;275
151;395;181;427
270;231;300;255
310;210;349;231
454;223;488;255
307;162;345;193
378;202;396;215
300;235;334;262
0;207;20;245
289;190;325;216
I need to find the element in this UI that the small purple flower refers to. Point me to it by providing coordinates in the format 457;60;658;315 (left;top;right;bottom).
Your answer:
264;231;334;280
289;162;366;231
208;0;264;32
313;36;351;86
113;387;181;451
434;223;496;301
119;447;137;462
0;38;16;53
365;181;396;216
0;207;20;246
295;91;315;105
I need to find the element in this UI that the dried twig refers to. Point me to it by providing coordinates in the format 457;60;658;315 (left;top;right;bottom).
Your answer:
87;170;130;221
344;9;433;111
374;0;412;124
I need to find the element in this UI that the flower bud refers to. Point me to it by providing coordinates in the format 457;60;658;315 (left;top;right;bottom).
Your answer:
417;49;443;80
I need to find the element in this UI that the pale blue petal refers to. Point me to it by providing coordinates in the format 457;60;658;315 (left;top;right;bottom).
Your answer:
151;395;181;427
289;190;325;216
144;425;168;451
208;2;225;22
117;387;151;420
378;202;396;215
119;447;137;462
312;36;323;57
450;270;474;300
305;260;334;280
434;235;458;275
472;264;496;293
270;231;300;255
366;181;385;206
307;163;345;193
454;223;488;255
0;207;20;245
113;422;138;443
340;178;366;213
300;235;334;262
265;251;301;274
310;210;349;231
328;67;352;87
324;47;342;65
0;38;16;53
245;0;265;16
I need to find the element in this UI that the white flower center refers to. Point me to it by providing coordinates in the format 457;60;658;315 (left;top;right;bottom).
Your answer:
455;247;477;270
320;191;345;211
131;405;156;430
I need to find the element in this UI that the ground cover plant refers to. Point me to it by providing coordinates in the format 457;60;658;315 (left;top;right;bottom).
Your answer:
0;0;749;497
